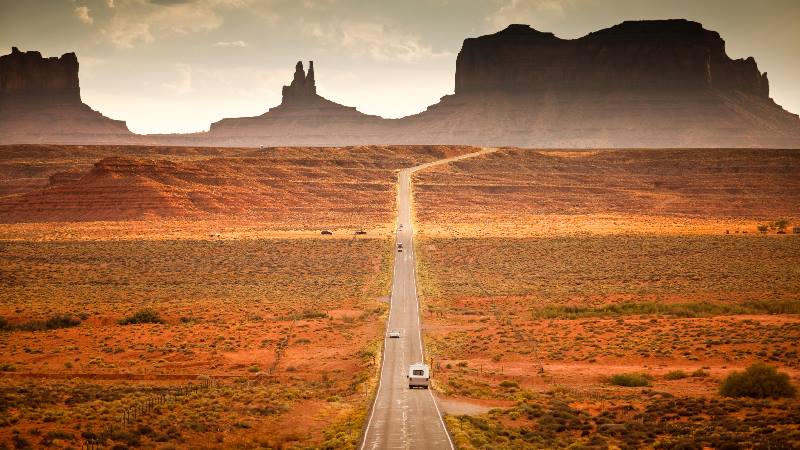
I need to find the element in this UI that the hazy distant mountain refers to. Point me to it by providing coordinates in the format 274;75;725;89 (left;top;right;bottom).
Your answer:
3;20;800;148
205;61;384;146
398;20;800;148
0;47;132;144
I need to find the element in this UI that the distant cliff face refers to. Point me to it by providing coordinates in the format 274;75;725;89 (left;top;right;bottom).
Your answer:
207;60;384;145
0;47;81;103
0;47;130;144
2;20;798;148
455;20;769;97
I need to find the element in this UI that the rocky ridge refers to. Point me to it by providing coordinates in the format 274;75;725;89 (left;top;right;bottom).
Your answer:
206;61;384;146
0;47;131;144
454;21;770;95
2;20;800;148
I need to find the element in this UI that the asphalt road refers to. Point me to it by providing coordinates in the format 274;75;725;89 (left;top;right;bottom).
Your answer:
361;149;495;450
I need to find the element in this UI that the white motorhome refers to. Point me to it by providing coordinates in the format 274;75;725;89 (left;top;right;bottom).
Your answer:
407;363;430;389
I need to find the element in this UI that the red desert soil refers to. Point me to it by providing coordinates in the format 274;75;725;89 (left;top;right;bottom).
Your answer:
413;148;800;449
0;145;480;449
414;148;800;237
0;144;476;224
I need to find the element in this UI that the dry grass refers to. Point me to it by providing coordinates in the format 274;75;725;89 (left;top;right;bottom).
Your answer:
0;236;393;448
414;148;800;237
418;235;800;306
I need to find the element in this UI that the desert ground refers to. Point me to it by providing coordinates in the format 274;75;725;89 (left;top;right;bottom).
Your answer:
0;144;473;449
0;145;798;449
413;149;800;449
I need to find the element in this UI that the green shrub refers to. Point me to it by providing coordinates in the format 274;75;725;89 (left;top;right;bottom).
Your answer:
531;300;800;319
609;373;653;387
118;308;164;325
719;363;796;398
499;380;519;389
41;430;74;445
12;433;31;450
301;310;328;319
43;315;81;330
280;310;329;320
6;314;81;332
664;370;688;380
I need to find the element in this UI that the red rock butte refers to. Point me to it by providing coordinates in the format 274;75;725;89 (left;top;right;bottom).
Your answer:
2;19;800;148
0;47;131;144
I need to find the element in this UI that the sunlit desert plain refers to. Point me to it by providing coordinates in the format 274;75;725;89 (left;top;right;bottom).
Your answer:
0;145;798;449
0;144;473;448
413;149;800;449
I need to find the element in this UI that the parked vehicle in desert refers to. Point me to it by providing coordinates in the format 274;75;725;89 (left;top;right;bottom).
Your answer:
321;230;332;235
407;363;430;389
388;330;400;338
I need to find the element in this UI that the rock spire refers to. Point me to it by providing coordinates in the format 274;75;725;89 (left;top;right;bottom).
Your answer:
281;60;317;104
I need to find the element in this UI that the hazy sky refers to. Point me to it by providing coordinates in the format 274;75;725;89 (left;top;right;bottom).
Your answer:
1;0;798;134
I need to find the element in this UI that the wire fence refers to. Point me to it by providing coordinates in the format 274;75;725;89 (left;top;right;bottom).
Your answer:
80;377;219;449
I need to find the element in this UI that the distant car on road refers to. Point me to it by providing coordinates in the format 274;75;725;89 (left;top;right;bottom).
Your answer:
388;330;400;338
407;363;430;389
397;242;403;252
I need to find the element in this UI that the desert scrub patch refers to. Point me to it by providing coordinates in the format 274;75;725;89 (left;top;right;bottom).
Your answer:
415;236;800;303
0;233;394;448
279;310;328;320
0;238;393;315
609;373;653;387
0;314;81;332
444;392;800;449
663;370;688;380
499;380;519;389
719;363;796;398
530;299;800;319
118;308;165;325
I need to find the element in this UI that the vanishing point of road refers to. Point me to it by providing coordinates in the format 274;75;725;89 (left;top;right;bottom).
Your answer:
361;149;496;450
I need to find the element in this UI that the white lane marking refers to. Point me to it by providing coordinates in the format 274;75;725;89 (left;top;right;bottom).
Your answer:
408;166;455;450
363;151;493;450
360;175;403;450
428;387;455;450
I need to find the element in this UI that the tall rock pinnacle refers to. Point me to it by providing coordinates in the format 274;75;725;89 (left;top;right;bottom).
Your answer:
307;61;315;87
281;60;317;104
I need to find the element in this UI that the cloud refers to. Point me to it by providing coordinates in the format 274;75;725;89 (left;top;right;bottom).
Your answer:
74;6;94;24
304;21;451;63
162;63;193;95
214;40;247;47
150;0;194;4
101;0;252;48
488;0;575;28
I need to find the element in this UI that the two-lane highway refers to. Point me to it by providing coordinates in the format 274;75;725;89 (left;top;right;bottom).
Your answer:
361;149;495;450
